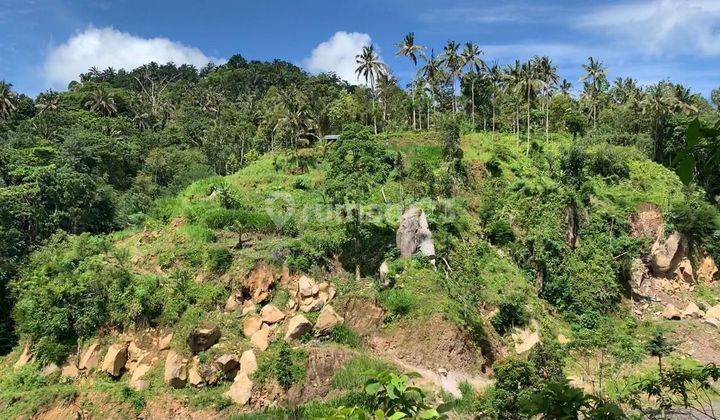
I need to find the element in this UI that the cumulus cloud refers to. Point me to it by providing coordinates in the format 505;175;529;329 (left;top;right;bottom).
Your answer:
44;26;219;87
577;0;720;56
303;31;374;84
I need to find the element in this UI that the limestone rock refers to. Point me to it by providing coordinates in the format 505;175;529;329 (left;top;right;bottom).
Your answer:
101;344;128;377
698;255;718;282
214;354;240;375
557;334;570;345
630;258;651;299
244;264;277;303
674;258;695;283
241;301;257;316
705;304;720;320
61;361;79;379
41;363;60;377
682;302;704;319
397;206;436;264
243;315;263;338
651;231;689;277
14;343;32;371
298;275;319;298
628;203;664;239
285;314;313;341
314;305;344;335
187;326;220;353
164;350;188;388
158;333;173;351
379;261;391;288
239;350;257;377
225;294;241;311
260;304;285;324
130;363;152;391
188;365;204;387
663;304;682;320
251;328;271;351
78;340;101;371
300;294;326;312
225;372;253;405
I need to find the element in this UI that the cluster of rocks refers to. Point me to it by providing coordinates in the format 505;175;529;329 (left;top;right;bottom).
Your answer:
662;302;720;325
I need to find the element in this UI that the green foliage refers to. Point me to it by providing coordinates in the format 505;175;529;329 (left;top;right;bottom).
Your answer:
522;379;625;419
528;340;566;381
253;342;307;390
490;295;529;335
329;323;362;348
378;288;416;320
364;371;440;419
205;247;233;273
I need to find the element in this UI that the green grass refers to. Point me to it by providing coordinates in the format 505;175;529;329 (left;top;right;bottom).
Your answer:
331;354;397;391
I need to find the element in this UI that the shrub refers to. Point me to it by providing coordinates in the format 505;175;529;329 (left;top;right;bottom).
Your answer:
329;324;361;348
669;195;720;244
491;295;529;334
378;288;415;319
253;342;307;390
487;218;515;246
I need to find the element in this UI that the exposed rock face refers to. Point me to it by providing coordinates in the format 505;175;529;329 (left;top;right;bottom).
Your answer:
299;347;353;402
41;363;60;377
629;203;664;239
651;232;689;277
164;350;188;388
314;305;344;335
260;304;285;324
225;372;253;405
629;258;652;298
239;350;257;377
396;206;436;264
298;275;319;298
60;360;79;379
14;343;32;370
343;297;384;336
78;340;101;371
243;315;263;338
214;354;240;375
225;293;241;311
512;325;540;354
564;203;580;249
187;326;220;353
663;304;681;320
188;365;204;387
101;344;128;377
285;314;313;341
244;265;277;303
698;254;718;282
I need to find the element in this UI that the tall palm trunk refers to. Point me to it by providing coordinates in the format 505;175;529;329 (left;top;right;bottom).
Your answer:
471;80;476;128
545;95;550;141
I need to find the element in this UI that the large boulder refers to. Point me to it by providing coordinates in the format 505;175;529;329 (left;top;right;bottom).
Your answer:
187;326;221;353
101;343;128;377
298;275;319;298
396;206;436;264
674;258;695;283
682;302;704;319
285;314;313;341
251;328;271;351
705;304;720;320
164;350;188;388
225;372;253;405
158;333;173;351
651;232;689;277
663;304;682;320
239;350;257;377
130;363;152;391
629;258;651;298
244;264;277;303
78;340;101;371
314;305;344;335
379;261;391;288
243;315;263;338
260;304;285;324
214;354;240;375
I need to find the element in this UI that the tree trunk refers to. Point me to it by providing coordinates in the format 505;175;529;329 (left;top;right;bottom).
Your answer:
471;81;476;128
545;96;550;141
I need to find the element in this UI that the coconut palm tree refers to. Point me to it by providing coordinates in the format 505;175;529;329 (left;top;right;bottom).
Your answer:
84;86;117;116
417;49;444;129
461;42;485;128
515;60;544;153
439;41;462;113
487;63;504;134
35;90;60;114
395;33;424;130
503;61;523;144
559;79;572;95
534;56;559;141
355;44;389;134
0;81;17;120
581;57;607;128
275;88;318;165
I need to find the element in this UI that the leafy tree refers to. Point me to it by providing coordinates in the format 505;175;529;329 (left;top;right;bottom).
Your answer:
355;45;389;134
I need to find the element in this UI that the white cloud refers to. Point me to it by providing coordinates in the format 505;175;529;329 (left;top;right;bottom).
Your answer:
44;26;219;87
577;0;720;56
302;31;374;84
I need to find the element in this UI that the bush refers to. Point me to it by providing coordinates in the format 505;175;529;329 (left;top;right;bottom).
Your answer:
487;218;515;246
669;195;720;244
329;324;361;348
378;288;415;319
491;295;529;334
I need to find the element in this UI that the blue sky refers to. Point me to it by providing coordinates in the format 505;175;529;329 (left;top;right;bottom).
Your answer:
2;0;719;97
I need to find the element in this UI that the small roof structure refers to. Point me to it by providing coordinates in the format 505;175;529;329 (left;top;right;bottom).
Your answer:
323;134;340;142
